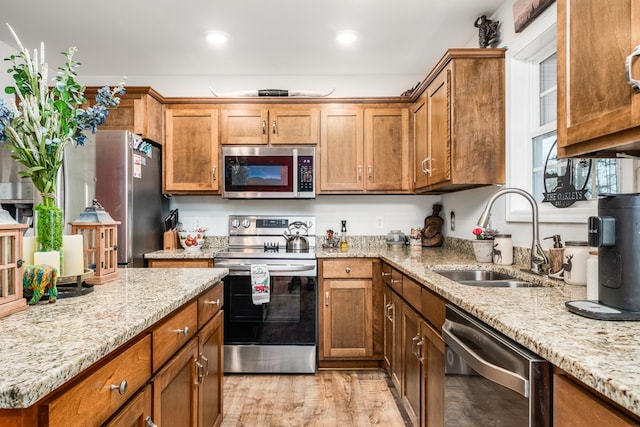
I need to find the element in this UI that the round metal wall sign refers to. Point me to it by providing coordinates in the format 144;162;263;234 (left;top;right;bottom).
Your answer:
542;140;591;208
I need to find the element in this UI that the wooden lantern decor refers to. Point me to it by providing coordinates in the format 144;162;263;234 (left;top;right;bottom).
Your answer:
0;209;28;318
69;200;120;285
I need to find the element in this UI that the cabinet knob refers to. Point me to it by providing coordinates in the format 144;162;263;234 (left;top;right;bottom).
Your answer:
109;379;128;395
174;326;189;336
205;299;220;306
626;44;640;92
145;416;158;427
345;266;351;273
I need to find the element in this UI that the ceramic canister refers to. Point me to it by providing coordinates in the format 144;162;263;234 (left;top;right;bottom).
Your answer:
563;241;589;286
492;234;513;265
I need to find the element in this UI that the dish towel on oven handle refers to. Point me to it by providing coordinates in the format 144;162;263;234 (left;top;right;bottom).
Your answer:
251;264;270;304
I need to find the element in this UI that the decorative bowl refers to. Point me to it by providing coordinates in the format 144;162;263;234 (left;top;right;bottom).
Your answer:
179;231;204;251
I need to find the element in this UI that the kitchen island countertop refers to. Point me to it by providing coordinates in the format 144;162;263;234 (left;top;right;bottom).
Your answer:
0;267;227;409
146;245;640;417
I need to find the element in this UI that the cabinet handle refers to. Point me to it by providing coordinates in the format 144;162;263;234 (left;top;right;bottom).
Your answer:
357;166;363;180
411;334;421;358
416;338;425;364
174;326;189;336
205;298;220;306
201;354;210;377
325;291;329;306
385;303;393;321
272;120;277;134
211;166;217;181
262;120;267;134
390;278;402;285
367;165;373;179
345;266;351;273
626;44;640;92
423;157;432;175
145;416;158;427
382;272;392;277
109;379;128;395
195;359;204;385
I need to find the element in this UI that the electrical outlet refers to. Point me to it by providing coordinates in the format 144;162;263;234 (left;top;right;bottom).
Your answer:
194;217;201;229
450;211;456;231
376;216;384;229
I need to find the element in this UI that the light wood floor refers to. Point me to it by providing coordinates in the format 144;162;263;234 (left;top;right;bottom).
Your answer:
222;370;410;426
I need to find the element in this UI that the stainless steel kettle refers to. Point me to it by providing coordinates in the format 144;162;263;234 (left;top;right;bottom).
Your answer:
283;221;309;251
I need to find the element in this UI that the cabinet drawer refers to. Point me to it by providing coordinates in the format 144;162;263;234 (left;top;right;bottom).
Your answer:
421;287;446;331
382;264;403;294
323;260;373;278
152;301;198;372
40;335;151;427
198;281;223;329
402;276;422;311
148;259;213;268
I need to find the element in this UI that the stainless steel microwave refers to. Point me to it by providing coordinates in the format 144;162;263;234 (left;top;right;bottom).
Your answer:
221;146;315;199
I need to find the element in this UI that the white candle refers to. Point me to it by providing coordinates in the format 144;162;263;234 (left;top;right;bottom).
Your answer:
22;236;37;266
34;251;60;274
62;234;84;276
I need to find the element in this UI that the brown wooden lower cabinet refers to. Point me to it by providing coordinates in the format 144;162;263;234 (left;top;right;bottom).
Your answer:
382;264;446;427
152;339;199;426
554;369;640;426
103;384;153;427
198;311;224;427
318;258;383;368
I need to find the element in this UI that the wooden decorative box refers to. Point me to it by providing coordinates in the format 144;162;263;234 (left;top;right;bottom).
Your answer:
0;223;29;319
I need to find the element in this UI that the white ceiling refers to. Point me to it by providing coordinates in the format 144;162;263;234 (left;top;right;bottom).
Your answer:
1;0;504;84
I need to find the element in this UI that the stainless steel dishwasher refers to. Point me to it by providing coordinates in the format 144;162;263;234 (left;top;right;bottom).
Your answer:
443;305;551;426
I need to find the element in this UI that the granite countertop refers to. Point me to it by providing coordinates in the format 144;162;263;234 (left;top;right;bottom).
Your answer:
0;267;227;409
147;244;640;416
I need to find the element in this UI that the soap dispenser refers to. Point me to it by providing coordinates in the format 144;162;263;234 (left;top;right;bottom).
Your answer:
340;220;348;251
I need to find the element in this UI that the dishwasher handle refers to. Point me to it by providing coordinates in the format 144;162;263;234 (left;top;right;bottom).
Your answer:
442;319;529;397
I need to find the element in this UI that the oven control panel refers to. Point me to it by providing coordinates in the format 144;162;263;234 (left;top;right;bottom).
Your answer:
228;215;316;237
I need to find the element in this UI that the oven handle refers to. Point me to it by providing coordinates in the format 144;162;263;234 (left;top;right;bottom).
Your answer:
442;319;529;397
215;262;316;273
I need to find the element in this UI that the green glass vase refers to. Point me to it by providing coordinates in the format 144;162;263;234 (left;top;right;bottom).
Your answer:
34;196;63;252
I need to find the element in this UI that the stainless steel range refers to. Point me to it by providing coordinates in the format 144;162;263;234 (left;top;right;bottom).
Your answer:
215;215;317;373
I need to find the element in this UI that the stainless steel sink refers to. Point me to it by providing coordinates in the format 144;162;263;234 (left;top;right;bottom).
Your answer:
433;270;541;288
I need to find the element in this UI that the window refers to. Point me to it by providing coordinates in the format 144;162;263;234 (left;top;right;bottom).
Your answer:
507;12;636;223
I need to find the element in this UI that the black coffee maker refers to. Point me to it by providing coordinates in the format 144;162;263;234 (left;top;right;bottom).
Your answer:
567;193;640;320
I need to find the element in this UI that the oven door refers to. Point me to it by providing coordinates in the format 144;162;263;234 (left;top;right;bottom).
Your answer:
219;259;317;373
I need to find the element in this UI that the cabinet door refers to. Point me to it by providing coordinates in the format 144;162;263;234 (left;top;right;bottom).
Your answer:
391;291;403;393
103;385;153;427
320;107;364;191
220;108;269;145
558;0;640;156
197;311;224;427
383;285;393;371
401;303;422;427
269;107;320;145
422;320;444;427
425;67;451;188
321;278;373;358
151;339;198;427
164;108;219;193
413;93;430;190
364;108;410;191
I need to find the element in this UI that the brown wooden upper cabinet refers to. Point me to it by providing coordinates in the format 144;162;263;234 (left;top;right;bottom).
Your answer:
164;106;219;194
557;0;640;157
220;106;320;145
412;48;505;193
85;86;164;144
320;105;410;193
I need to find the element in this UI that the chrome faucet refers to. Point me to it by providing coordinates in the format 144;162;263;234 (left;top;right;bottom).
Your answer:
477;188;550;275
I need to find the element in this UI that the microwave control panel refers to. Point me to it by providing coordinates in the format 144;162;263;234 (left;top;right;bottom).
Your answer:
298;155;314;192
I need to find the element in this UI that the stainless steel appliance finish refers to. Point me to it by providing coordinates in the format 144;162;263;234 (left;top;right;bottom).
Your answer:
443;305;551;426
215;215;317;374
221;146;315;199
61;130;168;267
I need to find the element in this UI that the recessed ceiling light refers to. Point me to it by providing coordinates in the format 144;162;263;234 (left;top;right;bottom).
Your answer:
336;30;358;44
207;31;230;45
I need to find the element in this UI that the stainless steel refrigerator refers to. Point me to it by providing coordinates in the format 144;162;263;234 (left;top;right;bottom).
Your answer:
62;130;168;267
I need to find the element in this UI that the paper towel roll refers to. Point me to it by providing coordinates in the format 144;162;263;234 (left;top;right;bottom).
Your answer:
62;235;84;276
22;236;37;266
34;251;60;273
